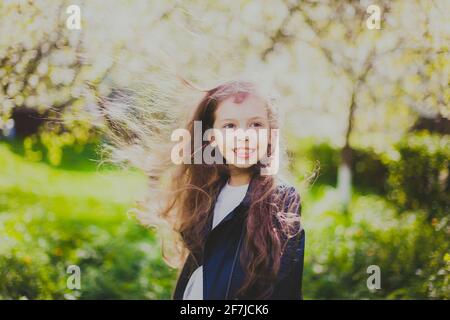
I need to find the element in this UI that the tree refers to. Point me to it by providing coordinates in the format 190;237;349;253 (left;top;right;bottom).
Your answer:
257;0;449;206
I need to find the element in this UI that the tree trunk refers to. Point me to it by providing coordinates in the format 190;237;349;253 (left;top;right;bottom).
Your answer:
338;88;356;209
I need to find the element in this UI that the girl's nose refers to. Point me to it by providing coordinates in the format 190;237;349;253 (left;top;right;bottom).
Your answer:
236;131;249;142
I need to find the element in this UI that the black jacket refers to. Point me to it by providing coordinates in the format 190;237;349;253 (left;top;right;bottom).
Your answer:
172;176;305;300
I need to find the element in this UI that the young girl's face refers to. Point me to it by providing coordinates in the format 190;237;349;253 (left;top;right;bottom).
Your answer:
211;93;270;169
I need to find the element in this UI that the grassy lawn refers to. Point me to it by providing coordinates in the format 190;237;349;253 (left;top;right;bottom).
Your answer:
1;140;446;299
0;142;177;299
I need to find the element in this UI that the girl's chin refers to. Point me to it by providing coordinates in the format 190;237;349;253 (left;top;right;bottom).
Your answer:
231;163;254;169
225;157;259;168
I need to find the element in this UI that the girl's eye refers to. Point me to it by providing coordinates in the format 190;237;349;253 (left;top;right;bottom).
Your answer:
223;123;235;129
250;122;263;128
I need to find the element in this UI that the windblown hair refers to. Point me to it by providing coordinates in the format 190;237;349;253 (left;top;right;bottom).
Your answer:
98;75;302;299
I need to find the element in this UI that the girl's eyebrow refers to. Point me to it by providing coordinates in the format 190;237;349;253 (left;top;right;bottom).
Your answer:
247;116;265;121
220;116;265;122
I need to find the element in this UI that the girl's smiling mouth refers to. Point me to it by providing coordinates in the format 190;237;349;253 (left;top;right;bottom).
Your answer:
233;147;256;159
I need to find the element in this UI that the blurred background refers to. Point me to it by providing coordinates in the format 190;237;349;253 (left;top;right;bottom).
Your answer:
0;0;448;299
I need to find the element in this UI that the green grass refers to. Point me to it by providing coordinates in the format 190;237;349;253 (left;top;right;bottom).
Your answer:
1;140;447;299
0;141;146;203
0;142;177;299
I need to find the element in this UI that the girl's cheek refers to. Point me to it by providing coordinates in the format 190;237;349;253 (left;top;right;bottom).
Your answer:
257;143;268;160
219;141;235;162
257;131;269;157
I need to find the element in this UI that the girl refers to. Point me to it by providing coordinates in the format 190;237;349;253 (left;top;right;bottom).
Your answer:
102;78;305;300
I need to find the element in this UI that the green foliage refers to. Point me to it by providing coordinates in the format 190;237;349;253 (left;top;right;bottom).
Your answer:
352;149;389;195
388;132;450;220
302;186;449;299
309;142;339;186
0;143;176;300
5;136;116;172
293;133;449;209
1;133;448;299
292;140;388;194
291;134;449;299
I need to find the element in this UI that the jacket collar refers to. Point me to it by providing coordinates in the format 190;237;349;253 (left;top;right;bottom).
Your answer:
204;173;259;236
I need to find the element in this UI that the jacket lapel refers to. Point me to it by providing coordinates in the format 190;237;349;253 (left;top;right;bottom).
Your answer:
204;174;257;235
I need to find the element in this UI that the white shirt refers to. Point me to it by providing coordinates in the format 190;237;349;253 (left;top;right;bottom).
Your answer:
182;181;249;300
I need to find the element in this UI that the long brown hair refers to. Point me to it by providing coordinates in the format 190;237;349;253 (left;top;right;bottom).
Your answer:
99;76;302;299
164;80;301;298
